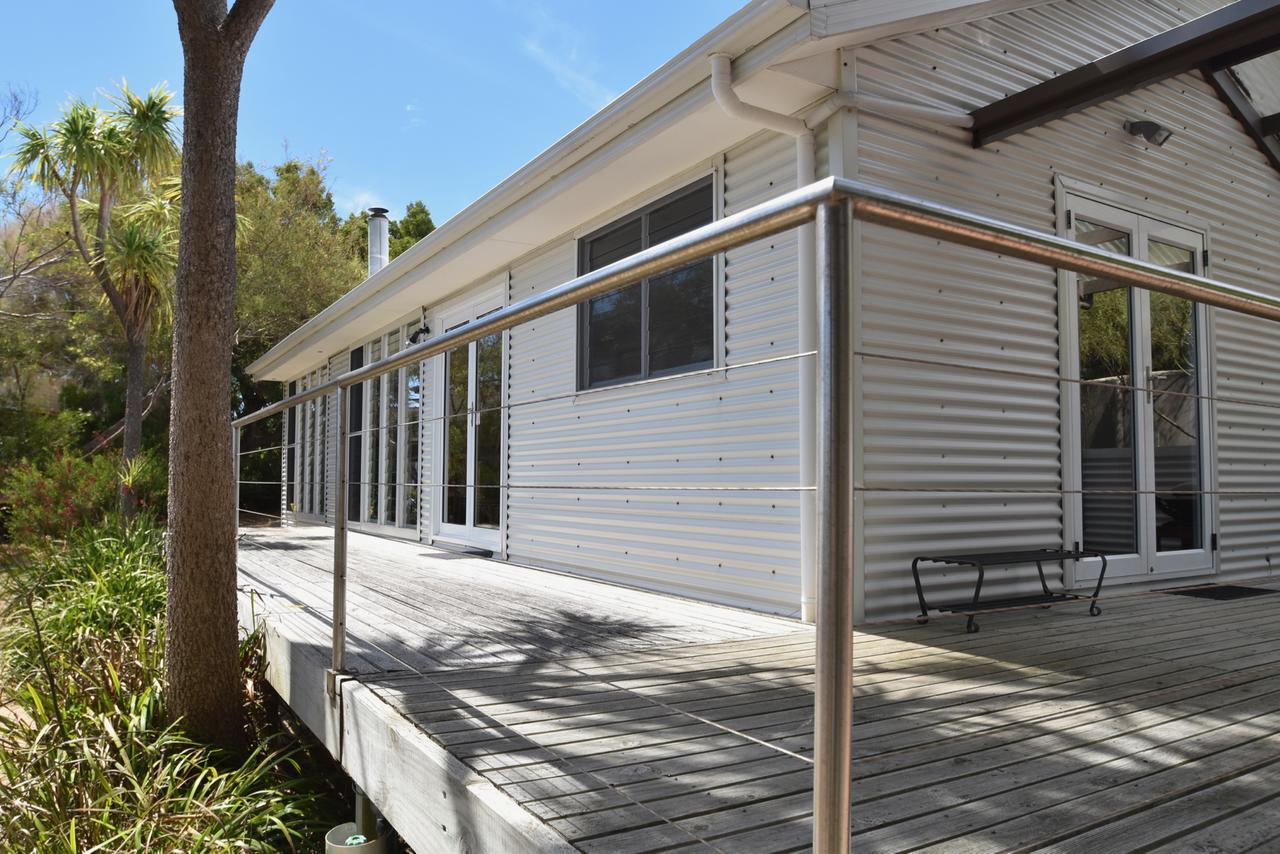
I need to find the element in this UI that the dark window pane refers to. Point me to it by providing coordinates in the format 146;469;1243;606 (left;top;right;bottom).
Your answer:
348;349;364;431
475;410;501;529
444;345;469;526
348;435;361;522
649;259;714;375
588;218;641;269
367;340;381;522
1149;239;1201;552
581;181;714;388
1076;219;1137;555
1075;220;1131;302
649;183;712;245
587;284;643;385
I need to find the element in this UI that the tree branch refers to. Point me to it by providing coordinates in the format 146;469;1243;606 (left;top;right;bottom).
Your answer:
82;372;171;455
223;0;277;54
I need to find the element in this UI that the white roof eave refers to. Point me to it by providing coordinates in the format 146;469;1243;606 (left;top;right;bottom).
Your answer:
247;0;809;380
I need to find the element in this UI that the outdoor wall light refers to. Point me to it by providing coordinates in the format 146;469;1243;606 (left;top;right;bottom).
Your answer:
1123;119;1174;146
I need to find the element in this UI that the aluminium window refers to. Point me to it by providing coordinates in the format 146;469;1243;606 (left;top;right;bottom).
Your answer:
577;178;715;389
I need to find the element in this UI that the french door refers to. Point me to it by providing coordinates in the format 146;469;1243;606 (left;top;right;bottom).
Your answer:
1065;195;1213;582
435;303;503;550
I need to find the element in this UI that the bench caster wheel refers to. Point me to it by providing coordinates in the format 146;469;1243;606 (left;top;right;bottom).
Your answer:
1089;603;1102;617
965;618;980;634
916;616;930;625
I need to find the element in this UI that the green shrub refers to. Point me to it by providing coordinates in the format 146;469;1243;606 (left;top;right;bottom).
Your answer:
3;451;166;545
4;523;166;711
0;520;340;850
0;679;325;852
0;406;86;471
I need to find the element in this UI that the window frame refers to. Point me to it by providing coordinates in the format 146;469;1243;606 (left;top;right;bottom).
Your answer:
576;176;718;391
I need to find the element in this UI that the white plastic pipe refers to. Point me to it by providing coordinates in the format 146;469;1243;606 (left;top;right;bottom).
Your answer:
709;53;819;622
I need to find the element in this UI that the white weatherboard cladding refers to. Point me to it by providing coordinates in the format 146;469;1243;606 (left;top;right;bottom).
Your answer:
503;132;806;615
852;0;1280;619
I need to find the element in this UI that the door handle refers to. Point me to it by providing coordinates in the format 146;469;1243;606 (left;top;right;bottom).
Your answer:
1145;367;1153;403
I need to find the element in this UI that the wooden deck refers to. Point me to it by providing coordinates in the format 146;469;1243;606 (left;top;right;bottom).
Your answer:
238;527;1280;853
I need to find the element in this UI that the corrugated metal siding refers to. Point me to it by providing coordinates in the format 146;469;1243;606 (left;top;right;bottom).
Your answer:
503;134;806;615
851;0;1280;619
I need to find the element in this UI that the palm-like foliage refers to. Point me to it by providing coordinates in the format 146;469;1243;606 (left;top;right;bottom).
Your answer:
10;83;178;204
8;82;180;470
108;220;175;334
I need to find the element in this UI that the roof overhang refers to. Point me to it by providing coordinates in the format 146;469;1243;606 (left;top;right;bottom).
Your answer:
970;0;1280;148
248;0;1041;381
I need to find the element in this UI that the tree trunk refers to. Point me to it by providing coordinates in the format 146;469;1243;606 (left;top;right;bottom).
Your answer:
121;331;146;517
166;0;274;748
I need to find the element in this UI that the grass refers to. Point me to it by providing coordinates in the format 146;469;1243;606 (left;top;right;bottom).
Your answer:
0;520;348;852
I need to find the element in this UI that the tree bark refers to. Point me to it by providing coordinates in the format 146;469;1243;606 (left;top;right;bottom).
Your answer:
121;331;146;516
166;0;274;748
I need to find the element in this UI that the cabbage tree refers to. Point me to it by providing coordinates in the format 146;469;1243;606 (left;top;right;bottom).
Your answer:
10;84;179;511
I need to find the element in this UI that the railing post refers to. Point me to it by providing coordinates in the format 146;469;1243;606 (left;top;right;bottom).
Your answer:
813;198;854;853
231;425;240;527
327;383;349;698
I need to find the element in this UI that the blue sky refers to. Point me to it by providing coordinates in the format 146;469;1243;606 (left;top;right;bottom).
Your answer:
3;0;741;222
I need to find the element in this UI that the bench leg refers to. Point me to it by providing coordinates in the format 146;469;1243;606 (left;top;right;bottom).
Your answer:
966;562;986;633
1035;560;1053;597
912;558;930;624
1088;554;1107;616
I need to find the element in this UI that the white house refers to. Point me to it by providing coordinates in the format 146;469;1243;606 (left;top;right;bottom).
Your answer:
248;0;1280;625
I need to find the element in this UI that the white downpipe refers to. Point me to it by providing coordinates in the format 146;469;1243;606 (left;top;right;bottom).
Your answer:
709;53;819;622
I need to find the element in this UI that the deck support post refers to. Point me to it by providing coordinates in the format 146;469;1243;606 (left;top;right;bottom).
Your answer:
813;198;854;854
327;383;350;698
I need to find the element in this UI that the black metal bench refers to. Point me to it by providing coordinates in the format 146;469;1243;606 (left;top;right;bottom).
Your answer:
911;548;1107;633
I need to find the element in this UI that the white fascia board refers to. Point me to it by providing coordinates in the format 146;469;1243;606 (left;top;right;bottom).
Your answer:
247;0;808;381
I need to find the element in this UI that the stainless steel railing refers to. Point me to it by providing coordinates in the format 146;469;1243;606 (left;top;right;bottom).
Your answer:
232;175;1280;853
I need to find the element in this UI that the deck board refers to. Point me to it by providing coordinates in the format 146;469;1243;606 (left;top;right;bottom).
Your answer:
238;527;1280;852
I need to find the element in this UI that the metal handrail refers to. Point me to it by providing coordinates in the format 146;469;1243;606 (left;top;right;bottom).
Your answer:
232;174;1280;854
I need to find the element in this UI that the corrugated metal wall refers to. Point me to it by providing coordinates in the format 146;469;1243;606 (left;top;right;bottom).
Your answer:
502;133;807;615
850;0;1280;619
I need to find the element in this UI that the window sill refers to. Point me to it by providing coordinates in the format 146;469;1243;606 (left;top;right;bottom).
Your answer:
572;361;725;403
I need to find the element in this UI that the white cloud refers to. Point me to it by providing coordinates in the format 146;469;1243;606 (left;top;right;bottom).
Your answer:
517;5;617;111
403;100;425;128
335;188;383;216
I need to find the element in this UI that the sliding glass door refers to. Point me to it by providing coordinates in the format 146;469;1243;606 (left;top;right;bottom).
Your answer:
1066;195;1212;582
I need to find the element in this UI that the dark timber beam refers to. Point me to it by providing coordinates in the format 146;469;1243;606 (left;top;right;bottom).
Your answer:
1206;67;1280;176
970;0;1280;147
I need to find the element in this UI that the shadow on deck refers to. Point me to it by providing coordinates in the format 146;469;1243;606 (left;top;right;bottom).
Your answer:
237;526;1280;853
